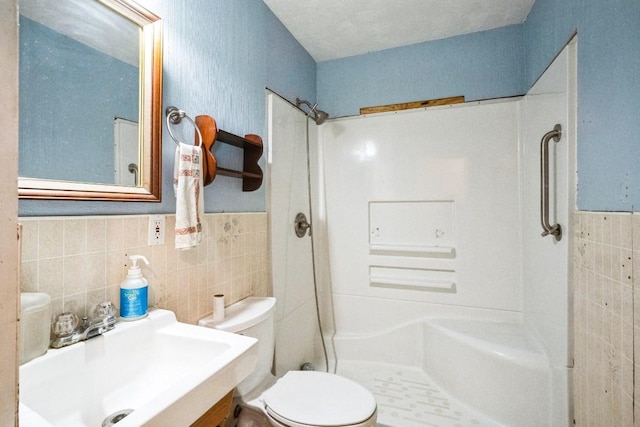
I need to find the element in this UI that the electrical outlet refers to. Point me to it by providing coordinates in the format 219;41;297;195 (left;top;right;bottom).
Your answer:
148;215;165;246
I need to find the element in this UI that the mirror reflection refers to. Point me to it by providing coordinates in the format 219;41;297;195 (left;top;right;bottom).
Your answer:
19;0;140;186
18;0;163;201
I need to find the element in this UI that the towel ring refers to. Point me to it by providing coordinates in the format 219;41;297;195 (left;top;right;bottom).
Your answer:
166;106;202;147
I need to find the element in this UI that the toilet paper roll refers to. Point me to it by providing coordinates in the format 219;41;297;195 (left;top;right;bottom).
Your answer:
213;294;225;323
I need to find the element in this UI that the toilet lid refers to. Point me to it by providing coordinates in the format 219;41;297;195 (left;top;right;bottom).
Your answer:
262;371;376;427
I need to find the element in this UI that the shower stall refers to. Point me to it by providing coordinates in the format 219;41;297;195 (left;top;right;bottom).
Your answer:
267;41;576;427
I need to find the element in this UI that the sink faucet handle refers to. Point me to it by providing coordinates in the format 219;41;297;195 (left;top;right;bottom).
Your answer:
51;312;79;338
94;301;116;319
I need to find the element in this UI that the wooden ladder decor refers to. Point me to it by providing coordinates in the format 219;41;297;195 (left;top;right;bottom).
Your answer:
194;115;263;191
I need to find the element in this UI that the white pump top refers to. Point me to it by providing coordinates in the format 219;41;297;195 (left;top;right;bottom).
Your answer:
127;255;149;279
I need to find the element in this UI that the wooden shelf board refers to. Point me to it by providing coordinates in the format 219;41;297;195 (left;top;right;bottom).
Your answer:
217;130;262;149
217;167;262;180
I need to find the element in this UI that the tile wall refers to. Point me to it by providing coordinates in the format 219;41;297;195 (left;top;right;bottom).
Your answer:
19;213;270;325
573;211;637;426
17;209;640;424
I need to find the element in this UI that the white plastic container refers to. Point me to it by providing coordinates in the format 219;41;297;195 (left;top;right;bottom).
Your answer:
120;255;150;321
20;292;51;364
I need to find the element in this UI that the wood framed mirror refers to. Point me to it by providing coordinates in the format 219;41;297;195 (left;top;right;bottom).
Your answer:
18;0;163;201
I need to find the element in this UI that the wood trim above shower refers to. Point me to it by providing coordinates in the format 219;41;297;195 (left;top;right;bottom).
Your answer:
359;95;465;115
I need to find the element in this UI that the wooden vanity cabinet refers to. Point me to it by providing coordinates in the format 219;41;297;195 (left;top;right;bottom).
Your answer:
191;390;234;427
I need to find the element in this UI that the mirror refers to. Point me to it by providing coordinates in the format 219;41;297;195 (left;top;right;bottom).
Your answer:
18;0;163;201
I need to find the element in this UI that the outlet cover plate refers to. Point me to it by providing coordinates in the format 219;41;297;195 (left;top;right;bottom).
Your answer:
148;215;165;246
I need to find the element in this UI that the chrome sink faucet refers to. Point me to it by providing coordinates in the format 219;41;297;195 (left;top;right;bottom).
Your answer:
50;302;116;349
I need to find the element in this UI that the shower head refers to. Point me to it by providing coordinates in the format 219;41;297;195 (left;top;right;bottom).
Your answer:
296;98;330;125
314;109;329;125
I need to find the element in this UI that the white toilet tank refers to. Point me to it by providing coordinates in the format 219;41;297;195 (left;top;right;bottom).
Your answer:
199;297;276;396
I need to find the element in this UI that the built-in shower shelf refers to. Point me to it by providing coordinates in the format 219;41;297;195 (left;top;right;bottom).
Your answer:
370;244;455;257
369;276;455;291
369;265;456;292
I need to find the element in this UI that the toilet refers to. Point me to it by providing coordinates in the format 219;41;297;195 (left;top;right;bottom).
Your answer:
199;297;377;427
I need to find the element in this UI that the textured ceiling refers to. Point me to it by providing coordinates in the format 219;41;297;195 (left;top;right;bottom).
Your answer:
263;0;535;62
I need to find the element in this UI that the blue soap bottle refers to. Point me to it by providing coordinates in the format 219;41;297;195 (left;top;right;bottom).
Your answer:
120;255;150;321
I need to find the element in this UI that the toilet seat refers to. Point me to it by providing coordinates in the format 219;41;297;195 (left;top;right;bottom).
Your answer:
261;371;377;427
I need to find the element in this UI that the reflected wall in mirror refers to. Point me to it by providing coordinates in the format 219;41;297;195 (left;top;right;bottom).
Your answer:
18;0;163;201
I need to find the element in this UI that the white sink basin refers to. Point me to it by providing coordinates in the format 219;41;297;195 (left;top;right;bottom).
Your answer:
20;308;258;426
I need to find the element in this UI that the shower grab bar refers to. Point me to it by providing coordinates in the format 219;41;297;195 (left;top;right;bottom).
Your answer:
540;124;562;241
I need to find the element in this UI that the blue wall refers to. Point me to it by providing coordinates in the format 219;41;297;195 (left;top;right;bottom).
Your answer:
19;16;138;184
525;0;640;211
318;24;525;118
318;1;640;211
20;0;640;215
19;0;316;216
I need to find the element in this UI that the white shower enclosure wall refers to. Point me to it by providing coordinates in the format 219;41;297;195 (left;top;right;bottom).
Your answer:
267;42;576;427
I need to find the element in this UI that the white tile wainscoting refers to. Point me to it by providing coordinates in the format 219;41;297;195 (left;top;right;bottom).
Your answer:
19;213;270;326
573;211;639;426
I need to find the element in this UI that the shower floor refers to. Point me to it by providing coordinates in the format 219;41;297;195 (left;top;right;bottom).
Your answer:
337;361;502;427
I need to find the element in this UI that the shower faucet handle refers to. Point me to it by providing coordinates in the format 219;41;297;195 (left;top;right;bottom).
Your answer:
294;212;312;238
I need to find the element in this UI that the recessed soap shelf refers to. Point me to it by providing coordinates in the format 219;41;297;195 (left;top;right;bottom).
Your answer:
369;244;455;257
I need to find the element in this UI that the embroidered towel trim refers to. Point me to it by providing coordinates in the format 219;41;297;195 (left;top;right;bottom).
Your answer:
174;142;204;250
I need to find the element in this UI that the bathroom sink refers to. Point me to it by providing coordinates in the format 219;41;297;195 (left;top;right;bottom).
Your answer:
19;308;258;426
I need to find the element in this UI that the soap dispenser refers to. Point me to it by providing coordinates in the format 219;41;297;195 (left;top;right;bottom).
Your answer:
120;255;150;321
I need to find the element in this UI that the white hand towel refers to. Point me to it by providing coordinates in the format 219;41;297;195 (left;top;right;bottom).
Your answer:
174;142;204;250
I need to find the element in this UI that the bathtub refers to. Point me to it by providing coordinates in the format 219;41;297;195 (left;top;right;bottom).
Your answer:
333;317;551;427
